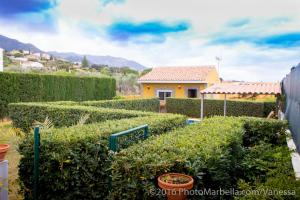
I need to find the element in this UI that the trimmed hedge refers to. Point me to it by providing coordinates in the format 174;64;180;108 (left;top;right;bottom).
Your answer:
81;98;160;112
110;117;292;199
110;117;245;199
242;117;287;146
18;114;187;200
0;72;116;119
166;98;277;118
9;103;153;132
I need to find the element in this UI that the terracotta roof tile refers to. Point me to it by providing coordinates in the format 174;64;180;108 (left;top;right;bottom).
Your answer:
201;82;281;95
138;66;216;83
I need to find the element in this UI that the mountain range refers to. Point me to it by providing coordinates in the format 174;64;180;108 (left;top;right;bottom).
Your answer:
0;34;147;70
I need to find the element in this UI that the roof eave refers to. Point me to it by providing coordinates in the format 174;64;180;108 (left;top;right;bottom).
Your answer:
137;80;207;84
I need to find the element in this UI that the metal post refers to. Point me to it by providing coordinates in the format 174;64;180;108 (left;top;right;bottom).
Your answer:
200;93;204;119
34;127;40;200
224;94;227;117
144;125;149;139
0;160;8;200
109;136;117;152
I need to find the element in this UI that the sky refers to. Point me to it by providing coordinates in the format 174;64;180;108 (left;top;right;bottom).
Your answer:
0;0;300;81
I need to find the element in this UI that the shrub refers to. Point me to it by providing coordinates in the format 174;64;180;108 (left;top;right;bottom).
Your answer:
236;144;300;200
9;103;153;132
166;98;276;118
110;117;245;199
110;117;294;200
242;117;288;146
81;98;160;112
18;114;187;200
0;72;116;119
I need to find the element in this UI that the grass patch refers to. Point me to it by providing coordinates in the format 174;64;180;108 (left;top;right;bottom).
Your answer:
0;120;24;200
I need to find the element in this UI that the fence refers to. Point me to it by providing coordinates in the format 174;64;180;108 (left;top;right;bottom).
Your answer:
282;63;300;153
109;125;149;152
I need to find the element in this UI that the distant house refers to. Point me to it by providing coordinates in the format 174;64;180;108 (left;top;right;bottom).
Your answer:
21;61;44;69
41;53;51;60
23;50;30;55
138;66;220;100
26;54;40;61
10;57;28;62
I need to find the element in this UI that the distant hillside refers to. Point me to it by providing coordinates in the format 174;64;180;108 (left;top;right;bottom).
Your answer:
0;34;42;52
0;34;147;71
48;51;146;71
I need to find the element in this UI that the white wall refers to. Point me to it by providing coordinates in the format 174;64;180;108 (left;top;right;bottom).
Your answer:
0;48;3;72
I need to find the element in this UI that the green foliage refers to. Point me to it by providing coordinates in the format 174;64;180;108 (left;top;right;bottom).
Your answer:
236;144;300;200
9;102;153;132
242;118;288;146
18;114;187;200
110;117;245;199
81;56;89;68
166;98;277;118
110;117;295;200
140;68;152;76
82;98;160;112
0;72;116;119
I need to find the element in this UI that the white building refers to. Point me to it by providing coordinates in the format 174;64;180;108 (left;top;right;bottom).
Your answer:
0;48;3;72
21;61;44;69
41;53;51;60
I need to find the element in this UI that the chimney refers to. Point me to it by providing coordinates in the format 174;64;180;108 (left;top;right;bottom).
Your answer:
0;48;3;72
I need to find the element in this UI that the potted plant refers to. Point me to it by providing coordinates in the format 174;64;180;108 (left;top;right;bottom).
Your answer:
0;144;10;161
158;173;194;200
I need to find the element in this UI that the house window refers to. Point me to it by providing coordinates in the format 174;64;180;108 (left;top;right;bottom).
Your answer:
157;90;172;100
187;89;198;98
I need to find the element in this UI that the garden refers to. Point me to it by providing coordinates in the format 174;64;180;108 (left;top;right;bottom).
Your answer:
0;72;299;200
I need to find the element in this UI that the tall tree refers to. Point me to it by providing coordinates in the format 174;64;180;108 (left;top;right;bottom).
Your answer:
81;56;89;68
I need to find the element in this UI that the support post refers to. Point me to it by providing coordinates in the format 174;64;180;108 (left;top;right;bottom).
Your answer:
34;127;40;200
200;93;204;120
224;94;227;117
0;160;8;200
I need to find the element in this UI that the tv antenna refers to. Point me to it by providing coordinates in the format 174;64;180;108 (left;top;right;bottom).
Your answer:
215;56;222;74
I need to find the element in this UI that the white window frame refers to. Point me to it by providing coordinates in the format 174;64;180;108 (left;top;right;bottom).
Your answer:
156;90;173;100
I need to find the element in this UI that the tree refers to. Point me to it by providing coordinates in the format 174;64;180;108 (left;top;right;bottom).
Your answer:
81;56;89;68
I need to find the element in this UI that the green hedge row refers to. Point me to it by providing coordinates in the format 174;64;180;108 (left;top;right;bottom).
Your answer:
9;103;153;132
18;114;187;200
110;117;292;199
166;98;276;118
110;117;245;199
81;98;160;112
0;72;116;119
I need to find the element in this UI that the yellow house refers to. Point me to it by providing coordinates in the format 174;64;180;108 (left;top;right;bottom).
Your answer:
138;66;220;100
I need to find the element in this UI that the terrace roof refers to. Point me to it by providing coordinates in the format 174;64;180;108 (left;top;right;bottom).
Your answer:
200;82;281;95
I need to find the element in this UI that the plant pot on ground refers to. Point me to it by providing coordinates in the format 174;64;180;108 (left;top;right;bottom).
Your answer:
0;144;10;161
158;173;194;200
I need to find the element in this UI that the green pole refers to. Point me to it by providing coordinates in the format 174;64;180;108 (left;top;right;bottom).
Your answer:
34;127;40;200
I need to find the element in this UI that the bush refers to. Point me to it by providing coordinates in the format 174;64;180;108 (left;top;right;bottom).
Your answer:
110;117;295;199
236;144;300;200
110;117;245;199
0;72;116;119
242;117;288;146
81;98;160;112
18;114;187;200
9;103;153;132
166;98;277;118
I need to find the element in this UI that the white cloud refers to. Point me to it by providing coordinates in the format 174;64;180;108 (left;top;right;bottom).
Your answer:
0;0;299;82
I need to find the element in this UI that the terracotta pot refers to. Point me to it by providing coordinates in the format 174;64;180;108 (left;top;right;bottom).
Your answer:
0;144;10;161
158;173;194;200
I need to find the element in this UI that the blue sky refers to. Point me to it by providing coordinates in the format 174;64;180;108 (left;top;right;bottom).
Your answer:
0;0;300;81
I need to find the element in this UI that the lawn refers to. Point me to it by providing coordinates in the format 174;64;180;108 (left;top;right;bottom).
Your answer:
0;120;23;200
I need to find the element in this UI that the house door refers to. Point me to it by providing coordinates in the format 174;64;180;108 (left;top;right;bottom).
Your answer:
157;90;173;100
